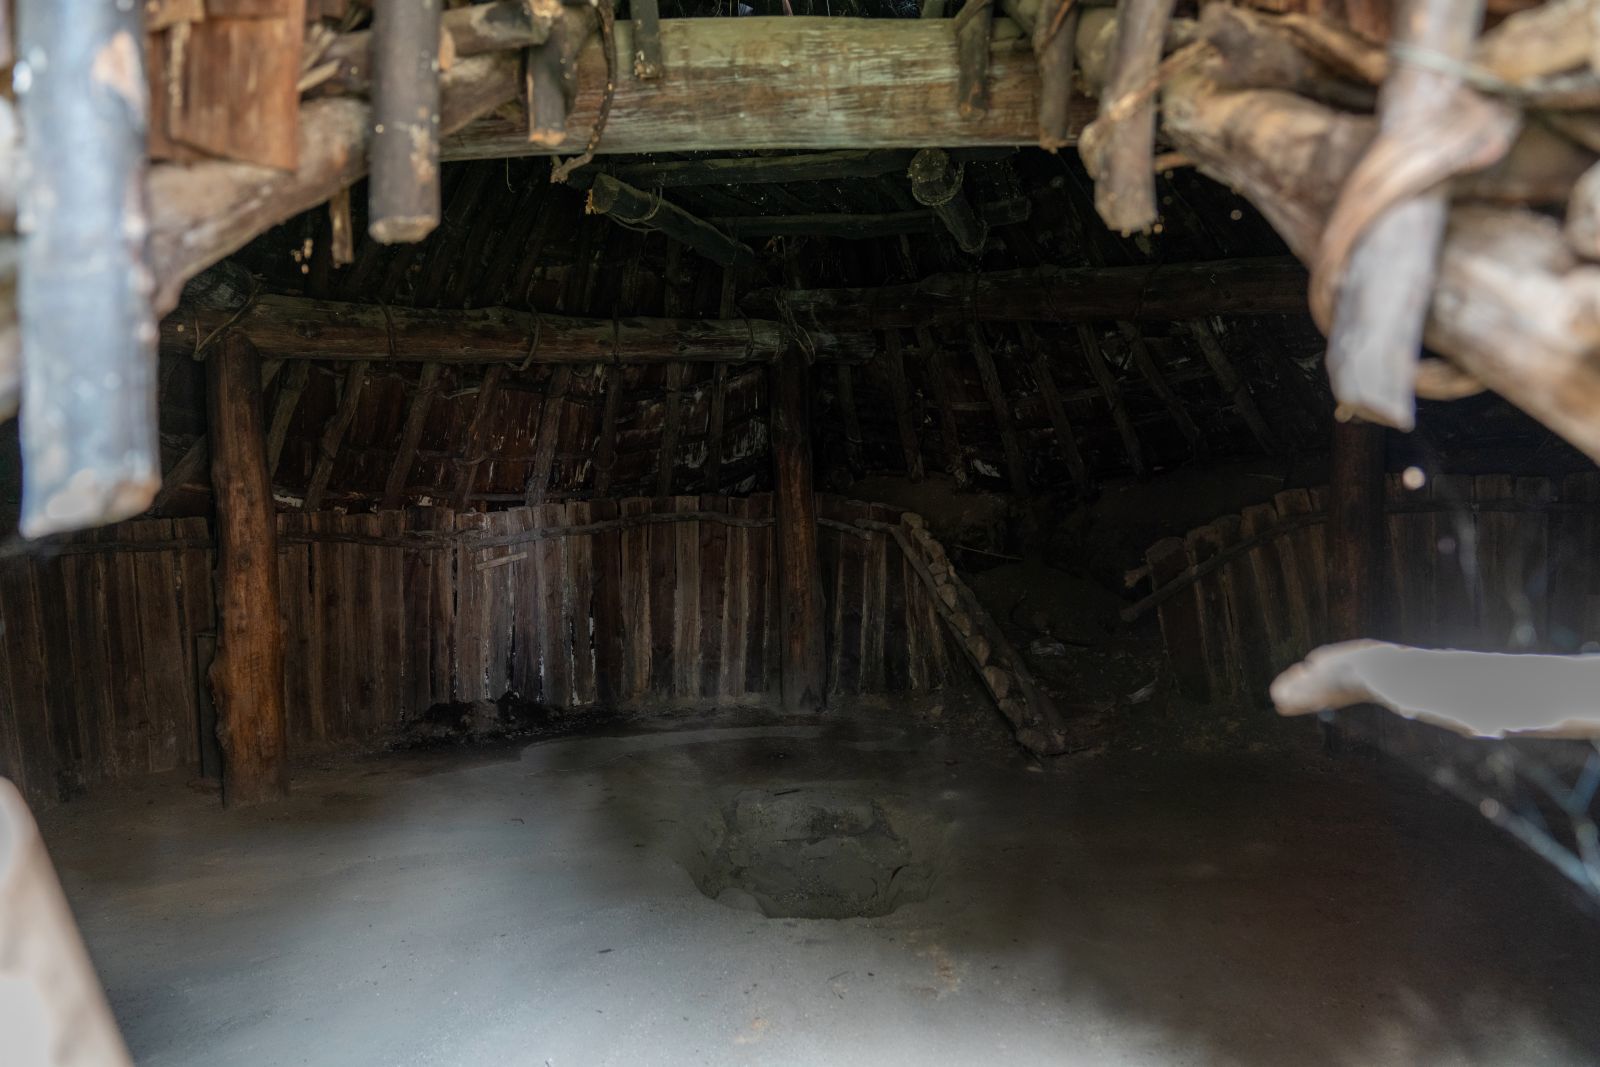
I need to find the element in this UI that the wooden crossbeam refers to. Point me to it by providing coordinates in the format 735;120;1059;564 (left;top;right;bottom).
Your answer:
161;294;876;365
746;257;1308;329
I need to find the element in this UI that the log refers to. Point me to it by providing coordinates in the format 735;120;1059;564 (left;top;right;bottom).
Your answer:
1318;0;1489;431
162;293;877;365
1034;0;1081;150
954;0;996;116
908;148;989;254
1077;0;1176;234
588;174;757;268
632;0;663;80
603;149;941;187
147;51;521;315
368;0;442;244
527;4;598;146
771;347;825;713
206;333;289;806
442;18;1091;160
745;257;1309;329
314;0;560;96
16;0;161;538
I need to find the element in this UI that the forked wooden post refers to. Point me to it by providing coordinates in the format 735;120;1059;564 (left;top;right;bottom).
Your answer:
206;333;289;806
771;346;825;713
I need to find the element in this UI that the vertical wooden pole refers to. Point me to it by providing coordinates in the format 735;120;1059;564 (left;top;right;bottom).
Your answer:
17;0;160;537
368;0;441;244
207;333;288;806
1328;417;1386;642
771;347;825;713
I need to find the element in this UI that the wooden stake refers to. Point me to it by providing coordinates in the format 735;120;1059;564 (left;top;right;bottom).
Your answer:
968;324;1029;496
302;361;369;511
453;364;504;510
206;333;288;806
382;362;442;508
771;347;825;713
17;0;160;537
369;0;442;244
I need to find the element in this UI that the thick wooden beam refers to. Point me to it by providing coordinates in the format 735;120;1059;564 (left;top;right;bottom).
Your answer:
453;365;506;510
771;347;825;713
206;333;288;806
382;362;442;509
1118;321;1203;452
1020;323;1088;489
712;198;1029;241
968;325;1029;497
1328;418;1386;641
588;174;757;268
442;18;1088;160
746;257;1309;329
368;0;442;244
524;367;572;505
1076;324;1145;476
18;0;159;537
1184;319;1280;454
162;293;875;365
302;361;369;511
882;330;926;481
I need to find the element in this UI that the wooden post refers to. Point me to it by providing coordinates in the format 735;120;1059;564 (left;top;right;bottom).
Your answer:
771;347;825;713
17;0;160;537
368;0;442;244
1328;418;1386;642
206;333;288;806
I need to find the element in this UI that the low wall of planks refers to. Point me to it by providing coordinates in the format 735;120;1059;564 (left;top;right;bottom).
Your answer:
0;494;962;803
1135;473;1600;707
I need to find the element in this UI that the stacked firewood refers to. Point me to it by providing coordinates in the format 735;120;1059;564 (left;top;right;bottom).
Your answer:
1071;0;1600;467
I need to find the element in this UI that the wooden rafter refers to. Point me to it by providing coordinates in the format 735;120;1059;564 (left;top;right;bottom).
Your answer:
382;362;443;509
968;325;1029;497
1076;324;1145;476
1118;321;1204;452
524;367;573;506
302;361;370;511
1019;324;1088;490
452;365;506;510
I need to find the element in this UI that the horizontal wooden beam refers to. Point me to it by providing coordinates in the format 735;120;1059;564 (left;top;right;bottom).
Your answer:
599;147;1016;188
160;294;877;365
712;197;1029;240
744;257;1309;328
442;18;1084;160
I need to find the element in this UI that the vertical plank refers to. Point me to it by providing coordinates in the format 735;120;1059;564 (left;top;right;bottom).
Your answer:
400;508;433;715
30;552;84;794
721;497;749;702
455;511;490;702
1474;473;1519;649
506;507;538;701
567;501;597;705
861;524;889;693
60;538;114;784
1186;522;1241;705
771;348;826;712
129;521;189;772
1216;513;1273;701
538;503;571;706
429;509;456;707
305;512;335;742
698;496;729;701
1147;537;1208;702
882;528;910;693
0;556;51;796
647;496;677;697
1272;489;1323;652
673;496;702;699
378;511;408;726
621;497;655;701
1549;473;1600;652
173;515;216;766
591;499;625;706
744;494;773;699
1239;504;1298;671
1328;419;1384;641
832;524;866;698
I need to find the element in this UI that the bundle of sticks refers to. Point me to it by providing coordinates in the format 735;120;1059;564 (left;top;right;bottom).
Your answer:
1070;0;1600;465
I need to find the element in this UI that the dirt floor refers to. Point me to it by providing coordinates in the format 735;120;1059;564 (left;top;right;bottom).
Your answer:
36;709;1600;1067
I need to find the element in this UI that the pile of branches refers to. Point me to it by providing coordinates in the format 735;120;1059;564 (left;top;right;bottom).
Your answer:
1072;0;1600;463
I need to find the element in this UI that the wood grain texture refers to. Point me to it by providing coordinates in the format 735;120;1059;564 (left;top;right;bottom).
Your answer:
171;2;308;170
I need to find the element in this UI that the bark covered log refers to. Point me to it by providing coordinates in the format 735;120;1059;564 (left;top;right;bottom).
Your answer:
206;333;289;806
1076;0;1176;234
162;293;875;364
16;0;160;537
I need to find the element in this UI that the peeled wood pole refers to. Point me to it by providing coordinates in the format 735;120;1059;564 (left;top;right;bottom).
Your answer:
16;0;160;537
207;333;289;806
908;148;987;255
771;346;825;713
369;0;443;243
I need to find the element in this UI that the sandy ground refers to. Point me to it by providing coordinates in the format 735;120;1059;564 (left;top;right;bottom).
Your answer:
34;712;1600;1067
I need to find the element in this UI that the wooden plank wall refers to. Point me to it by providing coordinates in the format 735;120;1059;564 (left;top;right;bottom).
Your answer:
0;494;959;802
1146;473;1600;707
